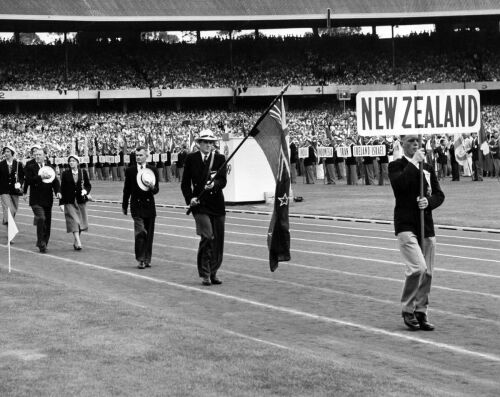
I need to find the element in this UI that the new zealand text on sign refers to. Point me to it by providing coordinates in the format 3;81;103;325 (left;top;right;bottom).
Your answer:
356;89;481;136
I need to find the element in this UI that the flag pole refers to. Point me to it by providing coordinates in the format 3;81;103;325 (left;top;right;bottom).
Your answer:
186;82;292;215
8;239;11;273
419;134;425;247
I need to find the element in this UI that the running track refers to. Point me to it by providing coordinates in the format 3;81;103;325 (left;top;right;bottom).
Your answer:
2;202;500;395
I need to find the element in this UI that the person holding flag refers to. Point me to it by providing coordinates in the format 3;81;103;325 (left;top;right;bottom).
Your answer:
181;129;227;286
0;145;24;231
389;135;445;331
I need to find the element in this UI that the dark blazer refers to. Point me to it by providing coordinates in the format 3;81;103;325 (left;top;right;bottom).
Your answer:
303;146;317;167
434;145;448;165
181;151;227;216
59;169;92;205
122;164;159;218
24;161;60;207
389;157;445;239
23;158;37;194
0;159;25;195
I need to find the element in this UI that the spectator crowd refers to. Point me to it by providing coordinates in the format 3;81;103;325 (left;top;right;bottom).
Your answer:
1;31;500;91
1;105;499;185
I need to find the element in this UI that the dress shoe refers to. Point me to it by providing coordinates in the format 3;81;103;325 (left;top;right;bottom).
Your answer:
210;276;222;285
137;262;145;269
39;246;47;253
402;311;420;331
144;262;151;268
201;277;211;286
73;244;82;251
415;312;435;331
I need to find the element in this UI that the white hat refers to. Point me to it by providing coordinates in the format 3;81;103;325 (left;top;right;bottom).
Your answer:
38;166;56;184
137;167;156;191
196;129;217;142
2;145;15;155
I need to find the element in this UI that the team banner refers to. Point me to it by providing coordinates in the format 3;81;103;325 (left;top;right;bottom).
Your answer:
352;145;386;157
160;153;168;162
298;147;309;159
317;146;333;158
356;89;481;136
123;155;130;163
171;153;178;162
336;146;351;158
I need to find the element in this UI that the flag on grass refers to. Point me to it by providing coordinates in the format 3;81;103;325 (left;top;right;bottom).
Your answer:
7;209;18;243
250;97;291;272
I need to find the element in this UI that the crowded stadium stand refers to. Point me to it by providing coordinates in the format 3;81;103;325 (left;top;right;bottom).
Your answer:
0;0;500;181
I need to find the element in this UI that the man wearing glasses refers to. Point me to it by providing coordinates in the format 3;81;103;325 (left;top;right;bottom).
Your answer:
181;129;227;286
389;135;445;331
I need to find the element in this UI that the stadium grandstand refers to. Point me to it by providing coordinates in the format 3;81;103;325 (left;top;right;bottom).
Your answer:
0;0;500;181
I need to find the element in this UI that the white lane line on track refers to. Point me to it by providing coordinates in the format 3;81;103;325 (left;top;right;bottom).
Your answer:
29;202;500;244
14;215;500;283
85;207;500;249
2;245;500;364
45;238;500;327
91;200;500;234
86;206;500;250
79;211;500;261
87;203;500;243
13;219;500;301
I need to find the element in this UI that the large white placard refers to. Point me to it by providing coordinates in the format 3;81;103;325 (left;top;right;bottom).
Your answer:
356;89;481;136
171;153;178;163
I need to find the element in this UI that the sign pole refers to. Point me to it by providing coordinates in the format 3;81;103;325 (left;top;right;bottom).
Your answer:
419;134;425;248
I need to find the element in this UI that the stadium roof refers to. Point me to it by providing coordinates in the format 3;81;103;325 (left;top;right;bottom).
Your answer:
0;1;499;32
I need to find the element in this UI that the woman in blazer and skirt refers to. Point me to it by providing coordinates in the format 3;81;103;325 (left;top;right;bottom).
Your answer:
59;155;91;250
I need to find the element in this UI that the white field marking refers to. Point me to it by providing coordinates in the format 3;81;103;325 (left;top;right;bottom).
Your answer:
87;208;500;250
56;239;500;326
2;245;500;364
14;215;500;282
222;330;291;350
13;219;500;302
88;204;500;243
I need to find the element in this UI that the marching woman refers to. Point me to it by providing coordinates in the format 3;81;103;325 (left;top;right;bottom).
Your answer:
0;145;24;229
59;155;91;250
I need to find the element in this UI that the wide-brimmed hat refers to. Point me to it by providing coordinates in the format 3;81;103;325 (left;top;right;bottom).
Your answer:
196;129;217;142
38;166;56;184
2;145;15;155
68;155;80;163
137;167;156;191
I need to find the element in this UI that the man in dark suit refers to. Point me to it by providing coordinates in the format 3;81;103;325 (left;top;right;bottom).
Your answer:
24;148;61;253
122;146;159;269
389;135;445;331
181;129;227;286
0;145;24;227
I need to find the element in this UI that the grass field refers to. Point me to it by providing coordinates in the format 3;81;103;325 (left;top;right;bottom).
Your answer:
1;179;499;396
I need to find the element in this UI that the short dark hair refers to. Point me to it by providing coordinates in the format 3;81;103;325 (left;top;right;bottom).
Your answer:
135;146;147;153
